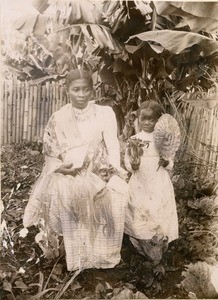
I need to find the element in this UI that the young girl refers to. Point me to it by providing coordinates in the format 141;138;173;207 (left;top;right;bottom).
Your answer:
124;100;180;265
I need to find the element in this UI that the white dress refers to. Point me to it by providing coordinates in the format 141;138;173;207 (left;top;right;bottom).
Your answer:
23;102;128;271
125;130;178;243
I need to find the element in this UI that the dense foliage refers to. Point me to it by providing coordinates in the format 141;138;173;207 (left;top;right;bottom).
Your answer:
2;1;218;92
2;1;218;145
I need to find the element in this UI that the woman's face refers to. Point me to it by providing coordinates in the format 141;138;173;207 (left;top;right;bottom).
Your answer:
68;78;93;109
139;108;158;133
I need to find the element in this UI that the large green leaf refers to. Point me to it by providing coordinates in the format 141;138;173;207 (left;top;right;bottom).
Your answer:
99;65;117;87
54;0;103;25
32;0;49;13
155;2;218;33
33;14;49;35
181;262;218;299
13;13;39;36
125;42;162;59
13;13;49;36
128;30;218;55
171;2;218;20
112;58;138;75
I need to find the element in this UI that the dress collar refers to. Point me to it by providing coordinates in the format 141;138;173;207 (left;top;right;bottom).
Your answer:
138;130;154;141
140;130;154;136
72;102;91;114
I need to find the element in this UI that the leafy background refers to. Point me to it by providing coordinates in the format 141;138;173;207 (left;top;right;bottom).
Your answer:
1;0;218;299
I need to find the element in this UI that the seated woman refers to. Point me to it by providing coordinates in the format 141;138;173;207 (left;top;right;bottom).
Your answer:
23;69;128;272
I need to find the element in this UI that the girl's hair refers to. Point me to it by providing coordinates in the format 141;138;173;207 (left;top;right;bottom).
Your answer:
138;100;164;119
66;69;93;89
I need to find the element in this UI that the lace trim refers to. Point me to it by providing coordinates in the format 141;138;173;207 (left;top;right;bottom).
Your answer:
72;103;96;121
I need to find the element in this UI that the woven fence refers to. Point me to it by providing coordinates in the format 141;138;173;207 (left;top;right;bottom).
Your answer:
176;99;218;180
1;77;105;145
1;77;70;145
1;77;218;180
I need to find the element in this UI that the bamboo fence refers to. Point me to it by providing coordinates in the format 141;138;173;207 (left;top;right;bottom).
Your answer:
1;77;68;144
1;76;218;179
176;99;218;180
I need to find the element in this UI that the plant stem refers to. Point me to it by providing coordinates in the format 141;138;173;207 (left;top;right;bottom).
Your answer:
43;255;62;291
54;269;80;299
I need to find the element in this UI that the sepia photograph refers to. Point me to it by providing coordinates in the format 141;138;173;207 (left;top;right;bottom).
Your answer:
1;0;218;299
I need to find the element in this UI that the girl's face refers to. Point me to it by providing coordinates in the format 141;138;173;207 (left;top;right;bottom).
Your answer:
139;108;158;133
68;78;93;109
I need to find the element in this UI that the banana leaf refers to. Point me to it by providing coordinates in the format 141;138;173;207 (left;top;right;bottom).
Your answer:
155;2;218;33
128;30;218;56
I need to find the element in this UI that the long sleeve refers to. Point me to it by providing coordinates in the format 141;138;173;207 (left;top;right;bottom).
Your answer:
43;114;63;174
102;107;121;170
124;149;133;173
23;114;63;228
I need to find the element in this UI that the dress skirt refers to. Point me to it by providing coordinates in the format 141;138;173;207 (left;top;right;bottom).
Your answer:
23;171;128;271
125;131;178;243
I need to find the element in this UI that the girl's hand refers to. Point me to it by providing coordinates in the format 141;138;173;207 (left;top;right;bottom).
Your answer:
158;157;169;168
129;156;140;171
131;162;140;171
55;163;81;176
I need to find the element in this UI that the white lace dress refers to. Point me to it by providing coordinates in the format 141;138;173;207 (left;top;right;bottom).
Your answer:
125;130;178;243
23;102;128;271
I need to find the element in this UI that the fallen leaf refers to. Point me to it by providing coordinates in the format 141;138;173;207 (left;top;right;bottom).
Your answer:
211;266;218;293
125;283;135;290
188;292;198;299
113;287;122;296
71;283;82;291
35;230;45;243
18;267;26;274
19;227;29;238
111;288;133;299
133;291;148;299
15;280;28;290
31;288;60;299
9;188;14;199
95;282;105;294
30;150;40;156
3;240;8;249
3;280;12;292
105;281;113;290
53;263;63;276
1;219;7;231
16;183;21;190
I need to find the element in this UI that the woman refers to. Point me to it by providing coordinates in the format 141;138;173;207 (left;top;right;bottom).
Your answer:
23;69;128;271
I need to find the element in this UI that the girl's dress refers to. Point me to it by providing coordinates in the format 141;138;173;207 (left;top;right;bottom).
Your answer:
23;102;128;271
124;130;178;243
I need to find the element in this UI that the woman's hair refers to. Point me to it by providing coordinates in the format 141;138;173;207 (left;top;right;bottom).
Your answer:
138;100;164;119
66;69;93;89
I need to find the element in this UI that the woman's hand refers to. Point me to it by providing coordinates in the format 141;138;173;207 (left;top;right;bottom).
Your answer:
99;165;129;182
99;167;111;182
55;163;81;176
116;166;129;181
